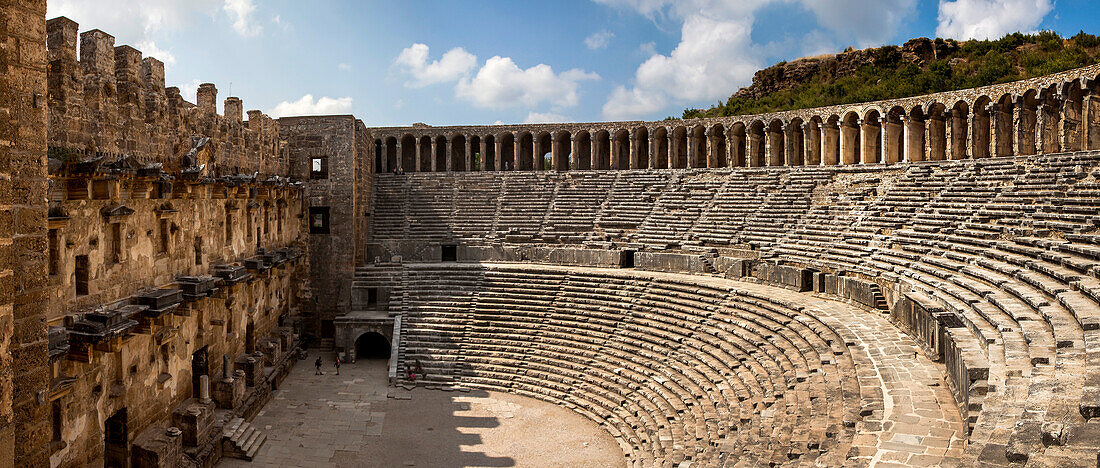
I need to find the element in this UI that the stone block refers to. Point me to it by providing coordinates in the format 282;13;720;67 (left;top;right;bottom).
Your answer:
169;399;215;447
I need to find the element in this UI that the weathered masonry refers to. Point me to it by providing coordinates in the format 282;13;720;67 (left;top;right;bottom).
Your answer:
2;11;315;468
371;64;1100;173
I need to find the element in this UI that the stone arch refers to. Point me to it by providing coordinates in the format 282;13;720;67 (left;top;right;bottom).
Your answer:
450;134;467;172
689;125;707;168
803;117;822;166
728;122;746;167
651;127;670;169
612;129;630;170
516;131;534;171
633;127;649;169
417;136;431;171
482;134;496;171
971;95;993;158
883;106;905;164
950;100;970;159
671;126;688;168
822;115;841;165
593;130;610;170
786;118;804;166
537;131;553;170
1017;90;1039;156
552;131;572;171
434;135;448;171
400;134;416;171
766;119;785;166
374;139;383;172
840;112;860;165
904;105;927;162
993;94;1014;157
708;124;727;168
384;136;398;172
575;130;593;170
861;109;882;164
924;103;947;161
1038;84;1062;154
468;135;482;171
1061;79;1086;152
748;121;766;167
499;133;515;171
355;332;390;361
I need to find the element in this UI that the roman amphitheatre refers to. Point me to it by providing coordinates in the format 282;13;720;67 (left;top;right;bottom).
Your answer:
4;1;1100;467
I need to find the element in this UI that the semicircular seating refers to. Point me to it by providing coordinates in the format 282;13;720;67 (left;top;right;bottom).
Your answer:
394;263;965;466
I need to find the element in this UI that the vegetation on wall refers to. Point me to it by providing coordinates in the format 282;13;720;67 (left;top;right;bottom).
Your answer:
682;31;1100;119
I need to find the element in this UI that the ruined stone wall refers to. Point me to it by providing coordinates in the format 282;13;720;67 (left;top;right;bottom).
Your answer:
279;116;372;341
38;15;310;468
45;17;287;177
1;1;52;466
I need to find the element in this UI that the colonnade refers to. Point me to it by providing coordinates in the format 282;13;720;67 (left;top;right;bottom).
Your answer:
373;76;1100;173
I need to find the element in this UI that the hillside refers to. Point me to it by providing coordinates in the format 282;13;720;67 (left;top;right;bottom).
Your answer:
683;31;1100;119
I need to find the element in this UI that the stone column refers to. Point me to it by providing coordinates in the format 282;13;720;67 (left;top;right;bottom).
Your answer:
551;132;563;171
464;138;472;172
395;141;404;172
494;136;504;171
446;138;454;172
1085;90;1100;150
627;130;638;170
479;139;489;171
803;123;817;166
414;139;423;172
1012;103;1022;156
513;136;523;171
648;132;658;169
686;135;696;169
430;138;438;172
381;141;389;172
610;135;622;170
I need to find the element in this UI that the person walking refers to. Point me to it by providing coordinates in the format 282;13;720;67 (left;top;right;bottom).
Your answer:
334;355;341;375
315;356;323;375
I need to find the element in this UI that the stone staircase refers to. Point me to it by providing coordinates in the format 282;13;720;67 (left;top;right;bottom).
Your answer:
222;417;267;461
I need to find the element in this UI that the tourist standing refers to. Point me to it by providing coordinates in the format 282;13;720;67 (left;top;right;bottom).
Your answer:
315;356;323;375
334;355;341;375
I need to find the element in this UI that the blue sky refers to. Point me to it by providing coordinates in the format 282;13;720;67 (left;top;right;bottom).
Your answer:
47;0;1100;127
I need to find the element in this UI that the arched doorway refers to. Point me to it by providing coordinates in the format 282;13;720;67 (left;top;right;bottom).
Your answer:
356;332;391;360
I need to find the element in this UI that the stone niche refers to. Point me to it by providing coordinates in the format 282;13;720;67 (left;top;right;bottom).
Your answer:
170;399;215;447
130;425;183;468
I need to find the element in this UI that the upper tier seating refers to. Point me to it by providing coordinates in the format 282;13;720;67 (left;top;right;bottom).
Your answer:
370;151;1100;466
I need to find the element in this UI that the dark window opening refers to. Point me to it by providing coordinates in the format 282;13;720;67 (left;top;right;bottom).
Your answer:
75;255;89;296
309;207;330;234
158;218;169;254
441;244;457;262
108;223;121;264
194;236;203;266
192;346;208;398
246;210;253;240
51;400;63;443
321;320;335;339
367;288;378;305
310;157;328;179
621;250;636;269
48;229;59;276
104;409;128;468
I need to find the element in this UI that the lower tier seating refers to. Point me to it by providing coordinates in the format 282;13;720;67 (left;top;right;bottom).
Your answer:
390;263;965;467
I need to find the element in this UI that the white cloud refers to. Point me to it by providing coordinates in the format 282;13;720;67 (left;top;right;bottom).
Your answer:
596;0;919;120
638;41;657;56
136;40;176;65
270;95;353;118
936;0;1053;40
800;0;917;47
395;43;478;88
180;78;203;103
272;14;289;32
456;56;599;109
338;63;352;71
585;30;615;50
525;112;572;123
224;0;262;37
